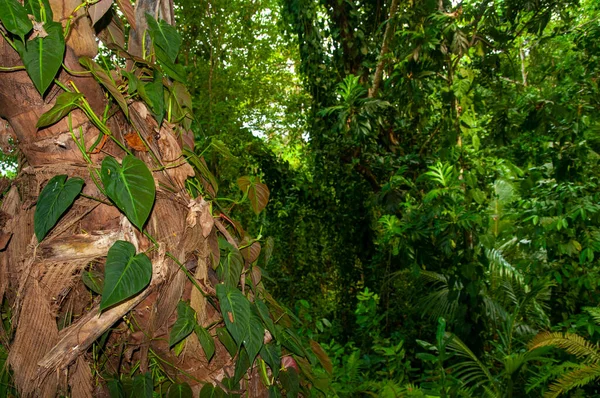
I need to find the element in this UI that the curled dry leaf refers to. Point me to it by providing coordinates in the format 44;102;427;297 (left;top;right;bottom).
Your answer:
124;132;147;151
186;198;213;237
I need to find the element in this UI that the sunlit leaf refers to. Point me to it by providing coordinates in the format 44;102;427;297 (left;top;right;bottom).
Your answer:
145;13;181;62
34;175;84;242
237;176;270;215
36;92;83;128
101;155;155;231
80;57;129;117
99;240;152;311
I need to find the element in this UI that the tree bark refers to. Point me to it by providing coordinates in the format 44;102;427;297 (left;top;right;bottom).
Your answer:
368;0;399;98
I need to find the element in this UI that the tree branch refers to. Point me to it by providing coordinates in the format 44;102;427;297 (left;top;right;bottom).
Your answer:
368;0;400;98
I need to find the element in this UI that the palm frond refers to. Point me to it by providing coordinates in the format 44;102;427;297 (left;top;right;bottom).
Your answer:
544;363;600;398
529;332;600;363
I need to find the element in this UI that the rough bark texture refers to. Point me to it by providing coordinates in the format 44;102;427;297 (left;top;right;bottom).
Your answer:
0;0;260;396
368;0;399;98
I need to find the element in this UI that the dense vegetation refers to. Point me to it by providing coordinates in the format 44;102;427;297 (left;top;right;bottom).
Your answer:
175;0;600;396
1;0;600;396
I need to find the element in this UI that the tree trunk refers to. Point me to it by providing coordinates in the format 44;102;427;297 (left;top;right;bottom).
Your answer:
0;1;252;396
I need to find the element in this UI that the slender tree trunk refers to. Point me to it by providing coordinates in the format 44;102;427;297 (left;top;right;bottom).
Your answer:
368;0;399;98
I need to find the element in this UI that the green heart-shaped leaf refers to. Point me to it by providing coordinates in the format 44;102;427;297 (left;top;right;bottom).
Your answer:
131;372;153;398
34;175;84;242
36;92;83;128
216;284;252;350
101;155;155;230
145;13;181;62
199;384;226;398
169;301;196;347
167;383;193;398
99;240;152;311
194;325;215;362
14;21;65;95
237;176;270;215
0;0;32;41
24;0;52;22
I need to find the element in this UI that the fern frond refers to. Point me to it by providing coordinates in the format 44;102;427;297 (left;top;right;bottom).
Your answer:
529;331;600;363
583;306;600;326
544;363;600;398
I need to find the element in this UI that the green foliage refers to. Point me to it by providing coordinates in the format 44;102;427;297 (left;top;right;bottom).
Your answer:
99;240;152;311
34;174;84;242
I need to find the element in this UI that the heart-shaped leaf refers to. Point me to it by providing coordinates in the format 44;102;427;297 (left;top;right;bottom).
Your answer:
131;372;153;398
167;383;193;398
199;384;227;398
34;175;84;242
24;0;52;21
194;325;215;362
101;155;155;230
237;176;270;215
0;0;32;41
155;45;186;83
82;269;104;294
36;92;84;128
14;21;65;95
169;301;196;347
80;57;128;117
145;13;181;62
100;240;152;311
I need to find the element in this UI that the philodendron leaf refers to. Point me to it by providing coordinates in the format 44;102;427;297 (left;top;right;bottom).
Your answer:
79;57;128;117
169;301;196;347
218;239;243;288
216;284;252;350
34;175;84;242
131;372;153;398
167;383;193;398
194;325;215;362
36;92;84;128
82;269;104;294
145;13;181;62
24;0;52;22
101;155;155;230
137;69;164;125
260;343;281;380
99;240;152;311
237;176;270;215
14;21;65;95
0;0;32;41
199;384;227;398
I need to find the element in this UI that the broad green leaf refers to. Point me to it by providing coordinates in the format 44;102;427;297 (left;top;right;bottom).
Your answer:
101;155;155;230
199;384;226;398
237;176;270;215
24;0;52;21
194;325;216;362
167;383;193;398
82;269;104;294
36;92;83;128
169;301;196;347
99;240;152;311
218;239;243;288
138;69;164;125
80;57;128;117
14;21;65;95
131;372;153;398
145;13;181;62
255;300;277;339
34;175;84;242
0;0;32;41
155;45;186;83
107;379;125;398
216;284;250;349
246;311;264;364
233;347;251;384
216;327;237;357
260;343;281;380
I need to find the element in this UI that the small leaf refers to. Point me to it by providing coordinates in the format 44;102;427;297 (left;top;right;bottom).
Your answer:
131;372;153;398
100;240;152;311
82;269;104;294
217;239;243;288
169;301;196;347
216;284;251;349
199;384;226;398
237;176;270;215
80;57;129;117
145;13;181;62
216;327;237;357
101;155;156;230
194;325;216;362
107;379;125;398
36;92;83;128
87;0;112;26
14;21;65;95
34;175;84;242
138;69;164;125
167;383;193;398
0;0;32;41
184;148;218;196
